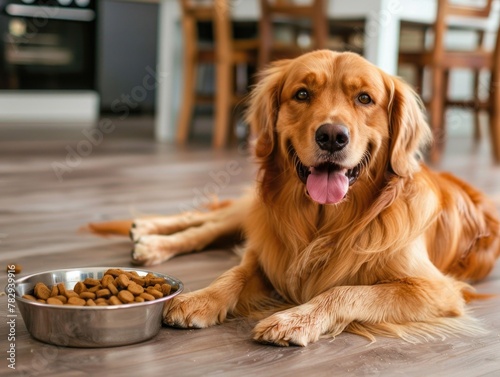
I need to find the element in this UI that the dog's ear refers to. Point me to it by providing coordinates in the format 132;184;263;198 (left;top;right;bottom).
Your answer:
385;75;433;177
246;60;290;159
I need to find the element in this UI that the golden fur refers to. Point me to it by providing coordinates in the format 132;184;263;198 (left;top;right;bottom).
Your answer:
94;51;500;346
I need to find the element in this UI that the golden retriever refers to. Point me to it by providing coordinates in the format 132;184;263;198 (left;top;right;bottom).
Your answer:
118;51;500;346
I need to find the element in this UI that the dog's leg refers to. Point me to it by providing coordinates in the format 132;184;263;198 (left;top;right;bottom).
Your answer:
130;200;234;242
252;275;469;346
131;192;254;265
163;249;265;327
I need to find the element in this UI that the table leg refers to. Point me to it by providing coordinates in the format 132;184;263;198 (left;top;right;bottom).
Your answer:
362;0;401;75
155;1;181;142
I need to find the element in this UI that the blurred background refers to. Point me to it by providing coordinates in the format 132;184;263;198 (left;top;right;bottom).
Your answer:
0;0;499;163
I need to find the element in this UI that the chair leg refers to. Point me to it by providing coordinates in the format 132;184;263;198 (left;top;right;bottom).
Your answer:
176;57;197;145
491;85;500;163
429;66;446;163
414;66;425;96
214;61;233;148
473;69;482;142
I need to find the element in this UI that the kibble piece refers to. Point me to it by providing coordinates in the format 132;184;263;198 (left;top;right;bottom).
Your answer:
150;277;167;286
37;299;46;303
34;282;51;300
47;297;64;306
64;290;80;299
107;282;119;296
117;290;135;303
131;276;146;286
109;296;122;305
116;274;130;288
95;298;107;304
134;296;145;303
146;287;163;299
96;289;111;299
67;297;86;306
57;283;67;296
88;285;102;293
22;294;37;301
127;282;144;296
83;278;101;287
104;268;121;277
74;281;87;294
79;291;96;300
55;295;68;304
86;299;96;306
6;264;22;274
50;285;59;297
161;284;172;296
101;274;114;288
120;270;135;278
96;302;109;306
139;292;155;301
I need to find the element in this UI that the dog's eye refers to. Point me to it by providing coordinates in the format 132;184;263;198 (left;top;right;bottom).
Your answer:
294;89;310;101
357;93;372;105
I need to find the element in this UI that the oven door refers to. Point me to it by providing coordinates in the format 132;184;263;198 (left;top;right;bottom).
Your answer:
0;1;96;90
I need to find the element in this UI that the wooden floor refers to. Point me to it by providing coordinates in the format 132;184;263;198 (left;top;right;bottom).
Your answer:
1;119;500;377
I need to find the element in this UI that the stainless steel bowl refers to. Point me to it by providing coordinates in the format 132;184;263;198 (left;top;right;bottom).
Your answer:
11;267;183;348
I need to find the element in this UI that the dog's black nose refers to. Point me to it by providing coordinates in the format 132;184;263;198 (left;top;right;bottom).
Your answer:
315;123;350;152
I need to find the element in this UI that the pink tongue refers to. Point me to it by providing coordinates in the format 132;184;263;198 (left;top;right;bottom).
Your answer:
306;167;349;204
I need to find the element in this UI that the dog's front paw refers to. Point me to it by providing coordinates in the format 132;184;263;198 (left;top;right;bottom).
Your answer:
130;219;159;242
131;235;175;266
253;309;322;347
163;291;228;328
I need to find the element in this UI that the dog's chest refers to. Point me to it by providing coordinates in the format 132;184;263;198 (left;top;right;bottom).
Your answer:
256;224;354;304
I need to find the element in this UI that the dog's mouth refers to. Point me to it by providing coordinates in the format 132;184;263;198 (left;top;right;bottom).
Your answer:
295;154;362;205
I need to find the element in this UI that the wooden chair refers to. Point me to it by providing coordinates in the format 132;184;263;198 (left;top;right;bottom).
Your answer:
258;0;328;68
490;18;500;162
176;0;259;148
399;0;500;163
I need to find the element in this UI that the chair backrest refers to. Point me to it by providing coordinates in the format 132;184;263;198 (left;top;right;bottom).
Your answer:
433;0;495;58
259;0;328;67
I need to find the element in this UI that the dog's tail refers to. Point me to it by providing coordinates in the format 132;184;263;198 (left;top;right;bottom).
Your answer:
81;220;133;237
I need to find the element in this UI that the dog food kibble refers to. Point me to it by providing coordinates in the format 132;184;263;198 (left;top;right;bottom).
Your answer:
146;287;163;299
127;282;144;295
79;292;96;300
34;283;51;300
116;274;130;288
74;281;87;294
96;288;111;299
117;290;134;303
25;268;176;306
101;274;114;288
139;292;155;301
65;290;80;299
7;264;22;274
107;282;119;295
47;297;64;306
50;285;59;297
55;295;68;304
108;296;122;305
68;297;86;306
57;283;67;296
83;278;100;286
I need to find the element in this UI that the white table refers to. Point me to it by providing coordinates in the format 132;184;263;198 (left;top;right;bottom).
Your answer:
153;0;495;142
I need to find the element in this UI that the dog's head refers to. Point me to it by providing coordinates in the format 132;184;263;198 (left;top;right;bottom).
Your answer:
247;50;432;205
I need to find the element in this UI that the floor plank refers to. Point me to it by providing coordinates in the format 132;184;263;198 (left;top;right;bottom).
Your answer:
0;124;499;377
